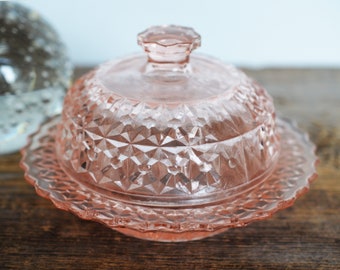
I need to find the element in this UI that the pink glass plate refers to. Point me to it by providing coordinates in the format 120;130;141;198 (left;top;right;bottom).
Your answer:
20;116;317;242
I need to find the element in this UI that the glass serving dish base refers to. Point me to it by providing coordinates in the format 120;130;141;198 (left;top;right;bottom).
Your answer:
20;116;317;242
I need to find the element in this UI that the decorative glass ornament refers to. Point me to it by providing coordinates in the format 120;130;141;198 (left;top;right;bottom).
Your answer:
0;2;72;154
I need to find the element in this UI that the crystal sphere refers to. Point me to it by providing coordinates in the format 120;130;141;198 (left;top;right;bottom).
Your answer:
0;2;72;154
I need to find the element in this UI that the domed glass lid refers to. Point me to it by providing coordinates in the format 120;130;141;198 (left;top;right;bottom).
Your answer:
55;25;279;206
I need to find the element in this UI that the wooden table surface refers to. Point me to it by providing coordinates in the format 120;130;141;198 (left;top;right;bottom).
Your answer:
1;68;339;269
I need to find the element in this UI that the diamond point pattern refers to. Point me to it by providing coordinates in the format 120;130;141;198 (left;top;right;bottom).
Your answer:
56;71;280;200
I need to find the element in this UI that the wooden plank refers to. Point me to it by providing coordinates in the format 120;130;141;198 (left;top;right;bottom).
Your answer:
1;68;339;269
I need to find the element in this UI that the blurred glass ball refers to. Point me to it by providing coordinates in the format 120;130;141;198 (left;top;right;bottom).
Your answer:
0;2;72;154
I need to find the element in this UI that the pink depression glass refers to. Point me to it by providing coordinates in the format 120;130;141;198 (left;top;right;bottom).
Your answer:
21;25;318;242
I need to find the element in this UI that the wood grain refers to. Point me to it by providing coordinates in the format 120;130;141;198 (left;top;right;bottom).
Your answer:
0;68;339;270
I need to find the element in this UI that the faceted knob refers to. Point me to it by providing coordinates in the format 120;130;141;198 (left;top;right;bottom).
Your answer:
137;25;201;64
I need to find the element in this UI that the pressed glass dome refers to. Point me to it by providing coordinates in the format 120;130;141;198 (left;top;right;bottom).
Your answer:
55;25;280;206
21;25;317;242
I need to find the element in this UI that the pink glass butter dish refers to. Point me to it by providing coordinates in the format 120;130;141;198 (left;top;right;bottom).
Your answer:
21;25;318;242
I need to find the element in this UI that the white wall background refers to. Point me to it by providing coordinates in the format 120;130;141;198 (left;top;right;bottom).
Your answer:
20;0;340;67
